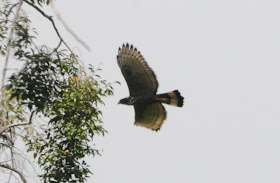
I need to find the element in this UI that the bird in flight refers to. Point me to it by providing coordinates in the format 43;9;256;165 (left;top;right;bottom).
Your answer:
117;43;184;131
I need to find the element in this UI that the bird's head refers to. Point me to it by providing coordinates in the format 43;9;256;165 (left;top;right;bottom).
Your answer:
118;97;135;105
118;97;130;105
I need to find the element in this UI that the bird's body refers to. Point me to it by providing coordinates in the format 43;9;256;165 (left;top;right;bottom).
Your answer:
119;90;183;106
119;95;156;105
117;43;184;131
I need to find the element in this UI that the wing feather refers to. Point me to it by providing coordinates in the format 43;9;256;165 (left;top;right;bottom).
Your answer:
117;43;158;96
134;103;167;131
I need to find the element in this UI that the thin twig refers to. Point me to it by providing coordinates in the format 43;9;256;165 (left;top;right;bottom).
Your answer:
1;0;24;128
0;133;13;145
52;39;62;54
0;110;33;135
5;2;20;17
0;110;34;135
0;122;31;135
50;0;91;52
23;0;73;53
0;163;27;183
29;110;35;124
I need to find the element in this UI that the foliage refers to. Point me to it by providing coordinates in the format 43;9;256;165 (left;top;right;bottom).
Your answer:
7;49;113;182
0;0;35;58
1;0;115;182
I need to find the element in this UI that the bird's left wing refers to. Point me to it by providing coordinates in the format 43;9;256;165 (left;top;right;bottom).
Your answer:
117;43;158;96
134;103;167;131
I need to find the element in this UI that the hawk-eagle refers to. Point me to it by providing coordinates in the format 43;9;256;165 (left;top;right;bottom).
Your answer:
117;43;184;131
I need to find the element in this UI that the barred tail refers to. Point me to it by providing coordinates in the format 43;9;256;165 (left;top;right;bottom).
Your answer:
157;90;184;107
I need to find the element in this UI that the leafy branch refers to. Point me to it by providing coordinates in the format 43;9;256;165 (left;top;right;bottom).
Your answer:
1;0;24;129
0;0;116;182
23;0;73;53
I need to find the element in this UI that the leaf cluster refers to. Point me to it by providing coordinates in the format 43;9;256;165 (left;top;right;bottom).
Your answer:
7;49;114;182
1;1;116;182
0;0;36;58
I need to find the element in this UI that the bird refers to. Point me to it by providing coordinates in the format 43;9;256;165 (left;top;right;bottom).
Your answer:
117;43;184;131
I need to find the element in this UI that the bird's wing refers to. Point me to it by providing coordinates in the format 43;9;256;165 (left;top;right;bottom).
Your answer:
117;43;158;96
134;103;167;131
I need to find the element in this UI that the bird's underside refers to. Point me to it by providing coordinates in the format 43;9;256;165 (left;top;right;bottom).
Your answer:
117;43;184;131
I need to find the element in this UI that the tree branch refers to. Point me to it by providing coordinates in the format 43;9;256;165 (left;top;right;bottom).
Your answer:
1;0;24;128
23;0;73;53
6;2;20;17
0;163;27;183
0;133;14;146
50;1;91;52
0;122;30;135
0;111;34;135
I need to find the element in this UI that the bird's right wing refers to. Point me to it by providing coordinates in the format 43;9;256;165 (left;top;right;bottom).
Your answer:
117;43;158;96
134;103;167;131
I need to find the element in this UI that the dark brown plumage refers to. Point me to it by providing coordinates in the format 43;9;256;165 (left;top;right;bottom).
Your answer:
117;43;184;131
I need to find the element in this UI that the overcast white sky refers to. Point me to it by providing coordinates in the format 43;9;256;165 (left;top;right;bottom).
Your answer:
5;0;280;182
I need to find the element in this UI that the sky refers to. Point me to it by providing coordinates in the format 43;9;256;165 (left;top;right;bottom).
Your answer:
3;0;280;183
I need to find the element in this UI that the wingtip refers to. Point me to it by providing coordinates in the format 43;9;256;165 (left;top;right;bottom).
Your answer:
118;43;144;62
153;128;160;132
120;43;139;52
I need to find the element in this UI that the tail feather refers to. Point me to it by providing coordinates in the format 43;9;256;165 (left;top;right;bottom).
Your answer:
157;90;184;107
